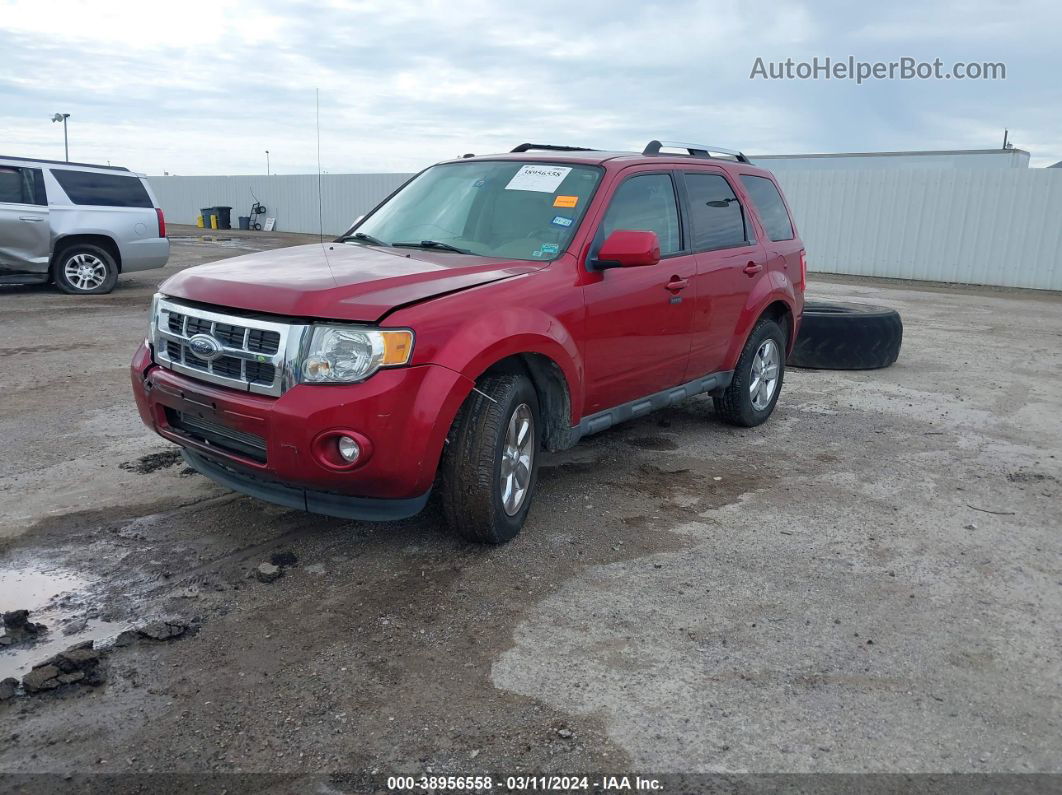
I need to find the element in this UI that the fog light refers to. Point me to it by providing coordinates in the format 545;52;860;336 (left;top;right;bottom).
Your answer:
337;435;361;463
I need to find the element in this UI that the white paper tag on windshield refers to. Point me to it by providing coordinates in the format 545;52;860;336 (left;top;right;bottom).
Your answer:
505;164;572;193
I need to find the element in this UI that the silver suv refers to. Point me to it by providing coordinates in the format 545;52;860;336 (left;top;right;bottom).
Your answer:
0;155;169;295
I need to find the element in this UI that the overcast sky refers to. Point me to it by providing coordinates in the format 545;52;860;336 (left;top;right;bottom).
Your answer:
2;0;1059;174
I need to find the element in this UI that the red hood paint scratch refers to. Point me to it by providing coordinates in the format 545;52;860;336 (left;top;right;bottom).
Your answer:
160;243;545;322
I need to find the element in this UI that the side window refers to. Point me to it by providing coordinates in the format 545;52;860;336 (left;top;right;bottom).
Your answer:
51;169;152;208
684;173;750;251
0;166;43;205
739;175;794;242
600;173;681;255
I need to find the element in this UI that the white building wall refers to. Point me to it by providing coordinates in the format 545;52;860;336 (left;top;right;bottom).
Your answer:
774;168;1062;290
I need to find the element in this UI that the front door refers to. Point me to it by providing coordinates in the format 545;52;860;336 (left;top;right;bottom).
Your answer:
581;170;696;414
0;166;50;276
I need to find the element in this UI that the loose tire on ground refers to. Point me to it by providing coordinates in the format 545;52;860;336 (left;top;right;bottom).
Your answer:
439;374;541;544
53;244;119;295
714;318;787;428
789;301;903;370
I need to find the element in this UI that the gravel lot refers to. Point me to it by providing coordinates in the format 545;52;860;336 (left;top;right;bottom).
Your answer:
1;226;1059;783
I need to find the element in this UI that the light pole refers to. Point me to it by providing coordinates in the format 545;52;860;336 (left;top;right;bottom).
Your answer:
265;150;270;175
51;113;70;161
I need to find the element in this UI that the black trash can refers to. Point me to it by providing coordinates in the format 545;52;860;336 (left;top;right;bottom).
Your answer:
238;216;251;230
200;207;215;228
214;206;233;230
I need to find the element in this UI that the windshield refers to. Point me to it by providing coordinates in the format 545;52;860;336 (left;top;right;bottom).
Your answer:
347;161;602;262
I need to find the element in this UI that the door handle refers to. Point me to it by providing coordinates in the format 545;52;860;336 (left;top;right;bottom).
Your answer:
18;216;43;222
743;261;762;276
666;277;689;292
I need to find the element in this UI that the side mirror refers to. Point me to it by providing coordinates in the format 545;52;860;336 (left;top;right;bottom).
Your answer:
352;214;365;224
595;230;661;270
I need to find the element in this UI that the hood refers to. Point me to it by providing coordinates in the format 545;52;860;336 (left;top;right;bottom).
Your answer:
160;242;545;322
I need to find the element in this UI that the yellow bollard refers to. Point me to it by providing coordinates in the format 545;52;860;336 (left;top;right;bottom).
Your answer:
196;215;204;228
210;214;218;230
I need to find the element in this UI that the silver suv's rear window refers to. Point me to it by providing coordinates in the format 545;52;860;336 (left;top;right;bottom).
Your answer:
51;169;152;208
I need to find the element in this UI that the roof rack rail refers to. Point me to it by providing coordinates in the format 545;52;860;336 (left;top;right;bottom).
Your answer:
511;143;597;153
0;154;131;172
642;140;750;163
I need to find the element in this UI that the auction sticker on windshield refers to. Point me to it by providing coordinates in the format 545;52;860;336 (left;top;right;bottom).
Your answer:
506;164;572;192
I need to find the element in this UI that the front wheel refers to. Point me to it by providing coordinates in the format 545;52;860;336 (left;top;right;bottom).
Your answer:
714;318;786;427
53;244;118;295
439;374;541;544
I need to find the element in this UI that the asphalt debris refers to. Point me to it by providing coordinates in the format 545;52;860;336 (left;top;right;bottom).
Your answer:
137;620;190;641
21;641;104;693
0;678;17;701
255;562;283;583
1;609;47;646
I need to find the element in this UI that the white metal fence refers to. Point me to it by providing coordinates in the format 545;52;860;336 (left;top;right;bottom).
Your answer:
149;173;411;238
148;167;1062;291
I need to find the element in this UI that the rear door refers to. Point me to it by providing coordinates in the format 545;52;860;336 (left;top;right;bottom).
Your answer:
0;165;50;275
581;169;696;413
680;169;766;377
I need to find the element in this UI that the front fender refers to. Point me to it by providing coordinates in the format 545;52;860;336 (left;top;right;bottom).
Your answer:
723;271;800;370
429;307;583;422
392;270;584;406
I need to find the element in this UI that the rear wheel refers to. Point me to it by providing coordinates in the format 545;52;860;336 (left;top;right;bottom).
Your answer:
53;244;118;295
714;318;786;427
439;374;541;544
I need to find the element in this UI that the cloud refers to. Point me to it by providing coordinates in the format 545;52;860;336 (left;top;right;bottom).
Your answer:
1;0;1058;173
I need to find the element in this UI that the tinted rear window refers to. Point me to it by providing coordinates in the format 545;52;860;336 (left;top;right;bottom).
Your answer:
684;173;749;250
739;175;794;241
51;169;152;208
0;168;25;203
0;166;46;205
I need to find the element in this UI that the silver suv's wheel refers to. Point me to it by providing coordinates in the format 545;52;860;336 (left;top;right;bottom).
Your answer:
54;244;119;295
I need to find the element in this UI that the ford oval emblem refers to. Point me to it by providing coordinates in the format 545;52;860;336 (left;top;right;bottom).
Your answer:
187;333;223;361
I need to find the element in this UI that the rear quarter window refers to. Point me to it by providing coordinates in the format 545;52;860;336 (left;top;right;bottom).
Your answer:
739;175;794;242
50;169;152;208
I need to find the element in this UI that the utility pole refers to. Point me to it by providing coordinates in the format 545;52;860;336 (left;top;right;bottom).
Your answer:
265;150;271;175
51;113;70;161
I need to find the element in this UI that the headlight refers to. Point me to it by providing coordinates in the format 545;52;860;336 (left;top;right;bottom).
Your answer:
301;326;414;383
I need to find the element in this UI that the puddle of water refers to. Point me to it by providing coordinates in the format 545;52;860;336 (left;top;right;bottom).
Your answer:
0;562;124;681
1;565;88;612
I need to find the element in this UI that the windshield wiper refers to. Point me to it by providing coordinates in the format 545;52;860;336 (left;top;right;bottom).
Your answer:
339;231;388;247
391;240;473;254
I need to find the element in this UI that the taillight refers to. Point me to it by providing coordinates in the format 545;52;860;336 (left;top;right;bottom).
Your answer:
799;250;807;291
155;208;166;238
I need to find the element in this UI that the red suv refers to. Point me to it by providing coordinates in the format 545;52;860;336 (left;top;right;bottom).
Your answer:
131;141;804;543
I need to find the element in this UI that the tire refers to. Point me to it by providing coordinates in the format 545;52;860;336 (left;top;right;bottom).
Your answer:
53;244;119;295
714;318;786;428
789;301;903;370
439;374;541;544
